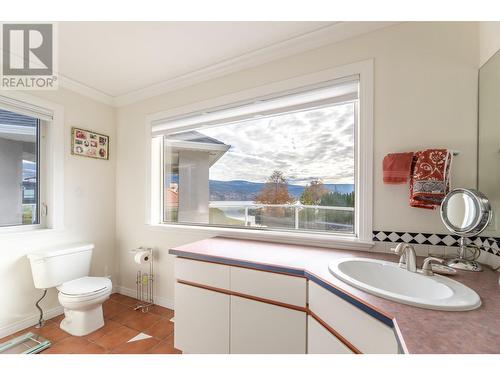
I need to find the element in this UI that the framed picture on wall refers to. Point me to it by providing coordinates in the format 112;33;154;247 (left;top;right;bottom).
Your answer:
71;127;109;160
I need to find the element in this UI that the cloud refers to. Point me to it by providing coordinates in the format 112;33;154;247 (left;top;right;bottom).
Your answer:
196;102;355;185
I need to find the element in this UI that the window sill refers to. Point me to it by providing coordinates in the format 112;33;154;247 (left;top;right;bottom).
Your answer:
148;223;374;251
0;225;64;238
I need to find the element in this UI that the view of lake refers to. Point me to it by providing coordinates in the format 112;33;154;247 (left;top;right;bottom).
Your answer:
210;201;255;206
209;201;255;221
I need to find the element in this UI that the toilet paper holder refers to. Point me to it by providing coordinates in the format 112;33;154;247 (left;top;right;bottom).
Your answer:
130;247;154;312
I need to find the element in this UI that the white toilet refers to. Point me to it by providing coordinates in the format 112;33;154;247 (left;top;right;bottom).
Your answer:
27;243;112;336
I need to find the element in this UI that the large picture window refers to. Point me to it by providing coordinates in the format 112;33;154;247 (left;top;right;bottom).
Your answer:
152;76;366;238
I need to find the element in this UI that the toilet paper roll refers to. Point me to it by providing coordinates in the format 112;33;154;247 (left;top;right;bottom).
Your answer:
134;251;151;265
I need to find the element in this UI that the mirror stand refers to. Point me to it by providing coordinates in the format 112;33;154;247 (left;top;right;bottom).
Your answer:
445;237;482;272
440;188;492;272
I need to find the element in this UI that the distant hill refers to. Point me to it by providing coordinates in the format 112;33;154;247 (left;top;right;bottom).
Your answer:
209;179;354;201
22;161;36;180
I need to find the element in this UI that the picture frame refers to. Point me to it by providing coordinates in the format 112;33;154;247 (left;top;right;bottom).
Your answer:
71;127;109;160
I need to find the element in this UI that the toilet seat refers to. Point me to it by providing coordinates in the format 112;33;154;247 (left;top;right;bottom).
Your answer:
57;276;112;298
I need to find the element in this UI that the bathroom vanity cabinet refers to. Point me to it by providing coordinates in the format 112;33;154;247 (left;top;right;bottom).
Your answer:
173;257;400;354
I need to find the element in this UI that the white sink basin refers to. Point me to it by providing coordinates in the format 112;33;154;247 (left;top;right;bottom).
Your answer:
328;258;481;311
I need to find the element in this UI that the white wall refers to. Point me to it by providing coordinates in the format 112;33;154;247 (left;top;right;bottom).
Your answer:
0;88;116;332
115;22;480;307
479;22;500;66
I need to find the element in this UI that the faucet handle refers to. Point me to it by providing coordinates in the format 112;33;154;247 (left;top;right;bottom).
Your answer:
391;243;404;255
422;257;444;276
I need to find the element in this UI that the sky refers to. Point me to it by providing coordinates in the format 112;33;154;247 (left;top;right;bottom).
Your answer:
194;102;355;185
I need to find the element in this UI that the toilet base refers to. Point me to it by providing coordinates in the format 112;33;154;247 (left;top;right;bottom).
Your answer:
60;305;105;336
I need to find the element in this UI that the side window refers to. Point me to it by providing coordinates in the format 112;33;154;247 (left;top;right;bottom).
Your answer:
0;108;41;227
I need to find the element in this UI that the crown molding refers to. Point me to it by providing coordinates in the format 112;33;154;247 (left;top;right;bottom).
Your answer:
59;22;398;108
58;75;115;106
0;47;115;106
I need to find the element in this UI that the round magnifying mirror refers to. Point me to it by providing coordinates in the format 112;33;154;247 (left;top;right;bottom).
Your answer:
440;188;491;237
440;189;492;272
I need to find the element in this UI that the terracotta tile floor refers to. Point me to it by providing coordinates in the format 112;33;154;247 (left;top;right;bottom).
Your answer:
4;293;180;354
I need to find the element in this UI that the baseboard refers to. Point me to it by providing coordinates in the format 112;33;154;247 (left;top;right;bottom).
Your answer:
115;285;174;310
0;305;64;339
0;287;174;340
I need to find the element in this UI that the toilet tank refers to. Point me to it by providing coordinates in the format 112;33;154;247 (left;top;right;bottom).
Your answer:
27;243;94;289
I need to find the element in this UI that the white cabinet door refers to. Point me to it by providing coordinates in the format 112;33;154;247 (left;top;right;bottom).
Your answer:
174;282;230;353
307;316;354;354
308;282;399;354
230;296;306;354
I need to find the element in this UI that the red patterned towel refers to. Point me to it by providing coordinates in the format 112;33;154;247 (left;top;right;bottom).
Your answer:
410;149;453;209
383;152;415;184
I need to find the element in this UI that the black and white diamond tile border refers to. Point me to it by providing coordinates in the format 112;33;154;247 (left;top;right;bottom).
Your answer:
372;230;500;257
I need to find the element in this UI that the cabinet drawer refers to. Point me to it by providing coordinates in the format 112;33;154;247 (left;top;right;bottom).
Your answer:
308;281;399;354
175;257;230;289
230;266;307;307
307;316;354;354
230;295;306;354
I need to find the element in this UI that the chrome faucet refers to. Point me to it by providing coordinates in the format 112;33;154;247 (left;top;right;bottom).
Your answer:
391;243;417;272
421;257;445;276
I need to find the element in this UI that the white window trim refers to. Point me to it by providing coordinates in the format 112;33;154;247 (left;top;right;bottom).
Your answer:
145;59;373;250
0;92;65;235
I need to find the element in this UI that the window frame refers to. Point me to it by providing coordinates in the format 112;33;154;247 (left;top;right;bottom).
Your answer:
146;60;373;250
0;93;64;235
25;117;43;228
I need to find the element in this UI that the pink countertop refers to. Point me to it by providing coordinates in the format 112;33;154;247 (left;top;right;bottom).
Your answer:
169;237;500;354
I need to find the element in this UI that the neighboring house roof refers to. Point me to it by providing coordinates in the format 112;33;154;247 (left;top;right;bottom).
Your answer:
165;187;179;206
0;109;38;143
0;109;38;127
165;130;230;167
168;130;227;145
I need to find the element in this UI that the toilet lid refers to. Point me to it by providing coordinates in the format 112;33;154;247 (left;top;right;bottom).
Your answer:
58;276;111;296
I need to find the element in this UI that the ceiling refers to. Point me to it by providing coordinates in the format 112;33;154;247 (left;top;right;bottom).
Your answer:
57;22;396;106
